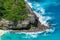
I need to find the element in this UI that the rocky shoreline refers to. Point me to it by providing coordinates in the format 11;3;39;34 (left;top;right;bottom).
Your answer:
0;1;50;32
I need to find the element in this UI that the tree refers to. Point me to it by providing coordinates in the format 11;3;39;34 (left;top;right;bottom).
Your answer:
0;0;28;26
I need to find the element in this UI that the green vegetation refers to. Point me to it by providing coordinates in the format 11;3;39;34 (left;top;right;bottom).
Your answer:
0;0;28;21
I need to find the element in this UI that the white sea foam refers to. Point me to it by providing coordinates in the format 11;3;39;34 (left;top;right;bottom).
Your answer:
0;29;55;38
27;2;32;8
33;11;51;26
40;8;45;14
25;33;38;38
0;30;9;36
16;31;44;38
25;0;33;8
16;28;55;38
45;28;55;33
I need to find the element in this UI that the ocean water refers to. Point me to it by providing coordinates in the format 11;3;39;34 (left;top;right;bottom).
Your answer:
1;0;60;40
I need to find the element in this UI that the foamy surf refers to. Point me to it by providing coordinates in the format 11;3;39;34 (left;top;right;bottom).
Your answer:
33;11;51;26
15;28;55;38
45;28;55;33
0;30;8;36
0;29;55;38
15;31;43;38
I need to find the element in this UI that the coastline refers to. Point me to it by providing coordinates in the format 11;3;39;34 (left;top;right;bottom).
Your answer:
0;29;51;37
0;0;51;37
0;28;54;37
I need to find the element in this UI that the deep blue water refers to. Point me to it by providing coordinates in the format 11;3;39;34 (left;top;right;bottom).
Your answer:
1;0;60;40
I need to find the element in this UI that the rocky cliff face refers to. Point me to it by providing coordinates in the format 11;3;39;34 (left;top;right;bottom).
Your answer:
0;13;36;30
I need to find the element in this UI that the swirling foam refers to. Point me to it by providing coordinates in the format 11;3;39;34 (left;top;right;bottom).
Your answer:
16;31;44;38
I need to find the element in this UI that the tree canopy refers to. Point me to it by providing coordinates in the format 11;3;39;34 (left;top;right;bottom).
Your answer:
0;0;28;21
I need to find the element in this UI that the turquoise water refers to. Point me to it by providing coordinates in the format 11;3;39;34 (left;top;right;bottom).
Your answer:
1;0;60;40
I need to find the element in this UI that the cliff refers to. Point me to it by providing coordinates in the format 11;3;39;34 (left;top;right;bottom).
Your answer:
0;0;50;32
